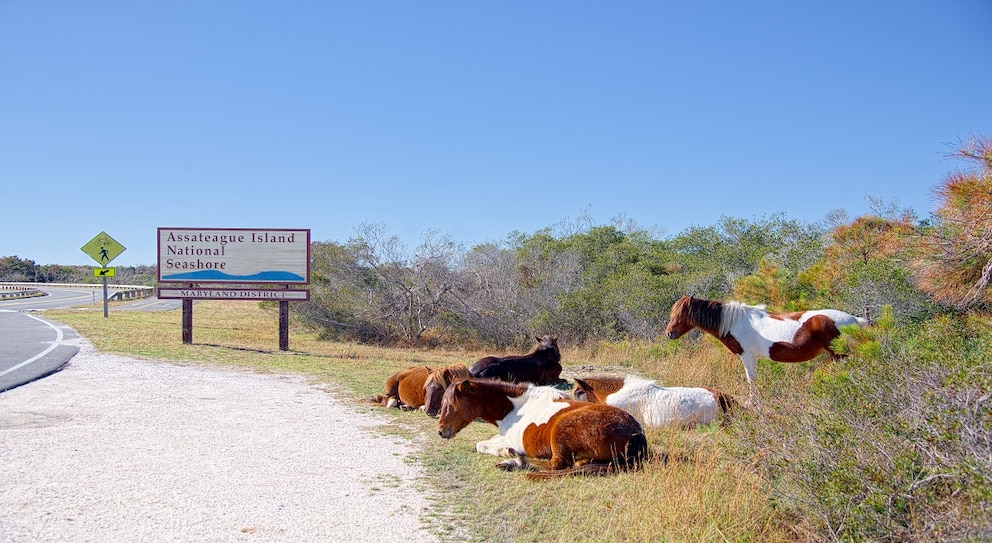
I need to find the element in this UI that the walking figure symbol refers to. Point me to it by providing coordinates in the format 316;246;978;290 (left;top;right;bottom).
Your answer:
100;247;109;262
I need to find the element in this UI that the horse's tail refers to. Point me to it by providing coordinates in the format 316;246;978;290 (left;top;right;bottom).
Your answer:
525;433;648;481
621;432;649;469
525;463;615;480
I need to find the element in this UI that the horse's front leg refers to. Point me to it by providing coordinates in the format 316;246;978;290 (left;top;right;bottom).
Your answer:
739;353;764;409
739;353;758;384
476;434;516;457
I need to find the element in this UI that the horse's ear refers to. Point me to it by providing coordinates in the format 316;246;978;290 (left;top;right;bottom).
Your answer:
455;379;471;392
574;378;588;389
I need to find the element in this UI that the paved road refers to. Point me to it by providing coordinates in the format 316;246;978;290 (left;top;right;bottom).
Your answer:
0;286;178;392
0;311;80;392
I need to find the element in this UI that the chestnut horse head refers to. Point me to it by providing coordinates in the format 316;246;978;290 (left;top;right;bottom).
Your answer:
437;378;648;479
423;364;473;418
572;375;626;403
665;295;725;340
436;378;518;439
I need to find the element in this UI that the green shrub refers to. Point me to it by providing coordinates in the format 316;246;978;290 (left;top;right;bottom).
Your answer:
732;307;992;541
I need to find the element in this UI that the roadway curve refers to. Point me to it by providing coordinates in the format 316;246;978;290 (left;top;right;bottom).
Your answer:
0;286;176;392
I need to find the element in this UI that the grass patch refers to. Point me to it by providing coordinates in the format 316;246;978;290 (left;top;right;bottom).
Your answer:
47;300;794;542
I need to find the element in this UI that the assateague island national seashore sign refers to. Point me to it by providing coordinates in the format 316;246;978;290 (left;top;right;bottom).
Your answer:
156;227;311;349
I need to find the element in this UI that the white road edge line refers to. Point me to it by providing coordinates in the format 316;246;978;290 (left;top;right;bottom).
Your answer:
0;314;65;377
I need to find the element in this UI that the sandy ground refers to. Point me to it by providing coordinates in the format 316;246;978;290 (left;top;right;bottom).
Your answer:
0;337;439;543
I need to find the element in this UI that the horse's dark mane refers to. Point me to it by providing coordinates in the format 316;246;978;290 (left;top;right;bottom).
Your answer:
446;378;528;410
580;374;625;383
480;378;530;397
686;297;725;336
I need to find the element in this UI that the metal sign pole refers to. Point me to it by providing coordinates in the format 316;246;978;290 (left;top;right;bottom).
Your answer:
103;276;109;318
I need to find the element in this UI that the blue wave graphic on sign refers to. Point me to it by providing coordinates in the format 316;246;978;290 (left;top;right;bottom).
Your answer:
161;270;306;282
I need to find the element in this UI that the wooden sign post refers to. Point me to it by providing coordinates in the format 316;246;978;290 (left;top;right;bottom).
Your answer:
156;227;311;350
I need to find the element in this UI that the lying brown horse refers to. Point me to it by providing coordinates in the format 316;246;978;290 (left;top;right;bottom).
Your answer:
469;335;564;386
422;364;473;417
437;378;648;479
367;366;433;410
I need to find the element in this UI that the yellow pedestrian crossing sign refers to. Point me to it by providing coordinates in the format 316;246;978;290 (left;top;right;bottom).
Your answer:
82;231;126;265
94;268;116;277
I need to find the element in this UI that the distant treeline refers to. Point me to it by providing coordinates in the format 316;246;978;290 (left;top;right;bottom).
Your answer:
0;257;157;286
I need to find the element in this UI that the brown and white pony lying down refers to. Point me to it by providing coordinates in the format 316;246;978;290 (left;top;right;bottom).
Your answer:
437;378;648;480
572;374;738;428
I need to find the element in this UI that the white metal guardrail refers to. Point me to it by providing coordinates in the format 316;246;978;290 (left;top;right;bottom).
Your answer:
0;282;156;301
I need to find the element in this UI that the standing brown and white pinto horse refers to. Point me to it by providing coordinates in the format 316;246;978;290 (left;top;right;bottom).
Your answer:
572;374;737;428
665;295;868;388
422;364;473;417
469;335;564;386
367;366;433;410
437;378;648;480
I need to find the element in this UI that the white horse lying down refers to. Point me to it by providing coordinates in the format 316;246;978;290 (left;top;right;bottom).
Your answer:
572;374;738;428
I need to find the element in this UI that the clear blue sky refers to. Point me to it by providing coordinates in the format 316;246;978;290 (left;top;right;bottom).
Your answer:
2;2;990;267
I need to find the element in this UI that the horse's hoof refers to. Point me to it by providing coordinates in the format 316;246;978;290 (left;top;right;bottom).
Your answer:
496;460;517;471
496;454;528;472
385;398;399;409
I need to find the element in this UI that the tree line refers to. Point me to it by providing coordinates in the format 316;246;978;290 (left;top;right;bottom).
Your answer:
0;259;157;286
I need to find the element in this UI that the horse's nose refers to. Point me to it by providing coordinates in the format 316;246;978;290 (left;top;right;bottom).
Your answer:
438;427;452;439
666;330;679;340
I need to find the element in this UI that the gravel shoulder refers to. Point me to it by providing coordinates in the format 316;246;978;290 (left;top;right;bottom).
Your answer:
0;337;439;543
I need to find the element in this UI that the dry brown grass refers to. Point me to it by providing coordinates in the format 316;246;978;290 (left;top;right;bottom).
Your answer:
48;301;795;542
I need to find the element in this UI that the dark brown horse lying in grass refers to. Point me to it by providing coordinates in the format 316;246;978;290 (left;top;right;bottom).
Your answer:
469;335;564;386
